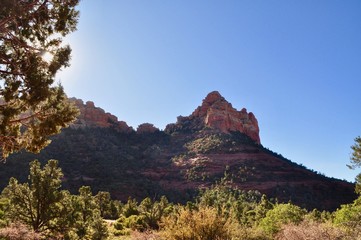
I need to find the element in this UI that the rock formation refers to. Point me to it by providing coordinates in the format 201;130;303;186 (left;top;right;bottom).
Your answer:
2;93;356;211
166;91;260;144
137;123;159;134
69;98;133;133
70;92;260;142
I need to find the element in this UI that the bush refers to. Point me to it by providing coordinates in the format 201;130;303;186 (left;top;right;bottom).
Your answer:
114;215;147;233
160;205;233;240
124;215;147;231
89;215;109;240
122;198;139;218
259;203;306;235
197;180;264;225
333;196;361;238
0;208;6;228
138;196;172;230
111;218;131;236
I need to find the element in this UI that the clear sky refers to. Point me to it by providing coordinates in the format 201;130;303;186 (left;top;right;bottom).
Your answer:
57;1;361;182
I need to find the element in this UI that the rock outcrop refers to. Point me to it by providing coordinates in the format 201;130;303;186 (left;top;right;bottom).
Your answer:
137;123;159;134
69;98;134;133
166;91;260;144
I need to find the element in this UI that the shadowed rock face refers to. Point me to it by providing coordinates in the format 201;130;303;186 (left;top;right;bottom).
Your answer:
166;91;260;144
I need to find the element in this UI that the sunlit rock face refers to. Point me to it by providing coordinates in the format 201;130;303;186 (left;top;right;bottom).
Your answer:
69;98;134;133
166;91;260;144
70;91;260;143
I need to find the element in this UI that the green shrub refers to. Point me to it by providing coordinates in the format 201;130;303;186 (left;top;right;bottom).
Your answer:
114;216;126;231
124;215;147;231
122;198;139;218
138;196;172;229
259;203;306;235
333;196;361;237
114;214;147;232
197;181;265;226
113;228;131;236
0;207;6;227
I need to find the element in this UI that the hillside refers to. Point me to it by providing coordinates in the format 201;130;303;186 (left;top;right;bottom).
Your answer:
0;91;356;211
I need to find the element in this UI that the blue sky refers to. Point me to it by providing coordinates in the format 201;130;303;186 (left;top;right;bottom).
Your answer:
57;1;361;182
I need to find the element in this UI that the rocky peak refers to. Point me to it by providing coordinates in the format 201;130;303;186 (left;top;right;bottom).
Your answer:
68;98;134;133
166;91;260;144
204;91;224;105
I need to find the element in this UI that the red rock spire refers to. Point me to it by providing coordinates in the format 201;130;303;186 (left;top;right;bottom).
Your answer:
192;91;260;143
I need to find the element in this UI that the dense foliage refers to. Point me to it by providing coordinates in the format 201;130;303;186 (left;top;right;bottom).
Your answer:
2;160;66;233
0;160;116;239
0;160;360;239
0;127;355;211
0;0;80;159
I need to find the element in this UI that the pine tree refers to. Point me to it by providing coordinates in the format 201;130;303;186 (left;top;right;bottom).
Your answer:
0;0;80;159
349;136;361;193
1;160;70;234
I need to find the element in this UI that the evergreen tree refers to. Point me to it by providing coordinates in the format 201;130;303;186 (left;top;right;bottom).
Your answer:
138;196;171;229
95;191;114;219
1;160;71;235
1;160;109;238
334;196;361;237
71;186;109;239
0;0;80;159
349;136;361;193
259;203;306;235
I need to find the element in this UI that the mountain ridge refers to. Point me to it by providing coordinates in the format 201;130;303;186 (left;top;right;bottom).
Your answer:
69;91;260;142
0;91;356;211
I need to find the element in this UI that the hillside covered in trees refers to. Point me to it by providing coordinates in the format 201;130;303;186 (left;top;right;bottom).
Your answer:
1;92;356;212
2;1;361;239
1;158;361;239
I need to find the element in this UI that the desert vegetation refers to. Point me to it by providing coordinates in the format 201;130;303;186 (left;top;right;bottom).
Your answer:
1;159;361;239
1;1;361;239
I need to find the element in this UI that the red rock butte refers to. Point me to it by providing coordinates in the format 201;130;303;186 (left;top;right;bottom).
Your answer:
68;98;134;133
69;91;260;143
193;91;260;143
165;91;260;144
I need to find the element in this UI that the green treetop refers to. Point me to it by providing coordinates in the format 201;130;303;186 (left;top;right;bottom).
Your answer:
349;136;361;193
2;160;67;233
0;0;80;159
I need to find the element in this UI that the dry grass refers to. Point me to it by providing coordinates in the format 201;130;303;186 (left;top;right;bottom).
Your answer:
107;230;159;240
159;206;232;240
275;221;345;240
0;222;40;240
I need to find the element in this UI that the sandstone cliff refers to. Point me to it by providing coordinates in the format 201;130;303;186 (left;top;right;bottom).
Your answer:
69;98;134;133
166;91;260;144
70;92;260;143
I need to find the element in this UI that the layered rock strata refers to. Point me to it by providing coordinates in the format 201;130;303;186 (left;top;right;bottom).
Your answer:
166;91;260;143
69;98;133;133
